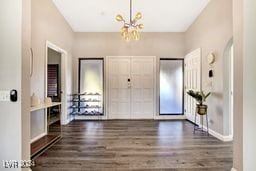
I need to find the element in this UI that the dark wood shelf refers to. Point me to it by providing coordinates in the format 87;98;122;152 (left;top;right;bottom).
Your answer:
31;135;61;159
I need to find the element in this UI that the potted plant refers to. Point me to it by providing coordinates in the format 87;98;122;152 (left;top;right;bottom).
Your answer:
187;90;211;115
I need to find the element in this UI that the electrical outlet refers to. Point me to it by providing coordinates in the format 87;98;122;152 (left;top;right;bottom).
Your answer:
0;91;10;102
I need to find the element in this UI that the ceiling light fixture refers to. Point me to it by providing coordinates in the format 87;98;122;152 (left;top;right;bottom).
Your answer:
115;0;144;41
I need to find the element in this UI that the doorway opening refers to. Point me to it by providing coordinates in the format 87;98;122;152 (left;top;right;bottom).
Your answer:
47;48;61;102
45;41;68;125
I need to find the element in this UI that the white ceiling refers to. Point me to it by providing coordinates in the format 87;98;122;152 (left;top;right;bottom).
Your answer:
52;0;210;32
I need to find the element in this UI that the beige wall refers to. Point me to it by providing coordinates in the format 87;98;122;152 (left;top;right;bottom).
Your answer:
72;32;186;92
0;0;31;169
185;0;233;135
22;0;31;164
243;0;256;170
233;0;244;169
0;0;22;164
31;0;73;139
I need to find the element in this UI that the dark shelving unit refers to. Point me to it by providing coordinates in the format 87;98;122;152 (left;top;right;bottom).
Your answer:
70;92;103;117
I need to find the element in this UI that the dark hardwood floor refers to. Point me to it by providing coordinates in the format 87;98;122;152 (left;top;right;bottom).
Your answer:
32;120;233;171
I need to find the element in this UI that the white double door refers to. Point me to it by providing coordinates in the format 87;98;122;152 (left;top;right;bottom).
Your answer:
107;56;155;119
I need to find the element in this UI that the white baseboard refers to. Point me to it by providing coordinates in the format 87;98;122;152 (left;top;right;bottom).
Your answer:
231;168;237;171
201;125;233;142
71;116;186;120
154;115;186;120
221;135;233;142
209;129;233;142
30;132;47;143
74;115;108;120
62;117;73;125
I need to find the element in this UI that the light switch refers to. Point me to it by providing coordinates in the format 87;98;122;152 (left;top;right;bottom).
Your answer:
0;91;10;102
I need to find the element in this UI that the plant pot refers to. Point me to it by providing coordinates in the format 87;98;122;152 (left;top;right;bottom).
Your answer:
196;104;208;115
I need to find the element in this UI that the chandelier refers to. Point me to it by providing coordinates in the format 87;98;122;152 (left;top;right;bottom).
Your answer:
115;0;144;41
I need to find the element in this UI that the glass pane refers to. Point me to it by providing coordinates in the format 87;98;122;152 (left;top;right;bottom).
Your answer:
160;60;183;115
79;59;104;115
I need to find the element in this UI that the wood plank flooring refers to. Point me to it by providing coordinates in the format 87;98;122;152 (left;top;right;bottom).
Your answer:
32;120;233;171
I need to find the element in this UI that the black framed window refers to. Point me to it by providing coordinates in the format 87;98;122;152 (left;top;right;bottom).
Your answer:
160;59;184;115
79;58;104;115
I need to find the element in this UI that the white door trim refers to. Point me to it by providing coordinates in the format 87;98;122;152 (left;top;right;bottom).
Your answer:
45;41;69;126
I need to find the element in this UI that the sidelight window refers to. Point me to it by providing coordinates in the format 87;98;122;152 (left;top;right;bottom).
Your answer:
160;59;184;115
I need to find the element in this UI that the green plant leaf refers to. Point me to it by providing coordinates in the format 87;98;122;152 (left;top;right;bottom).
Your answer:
187;90;211;105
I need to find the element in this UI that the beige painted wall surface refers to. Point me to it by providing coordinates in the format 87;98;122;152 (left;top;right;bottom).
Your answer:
233;0;243;170
31;0;73;139
243;0;256;170
0;0;22;165
185;0;233;135
48;48;62;65
22;0;31;164
72;32;186;92
0;0;30;169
